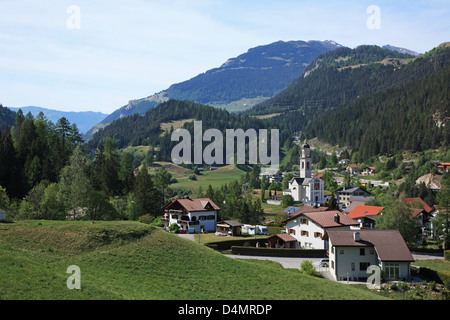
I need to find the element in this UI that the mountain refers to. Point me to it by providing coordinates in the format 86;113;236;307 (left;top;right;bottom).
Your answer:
247;43;450;159
9;106;108;134
88;40;342;137
382;44;421;57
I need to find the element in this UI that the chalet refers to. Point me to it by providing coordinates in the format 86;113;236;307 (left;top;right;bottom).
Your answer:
325;229;415;282
347;205;384;229
282;210;359;249
436;162;450;173
216;220;243;236
161;197;220;233
336;187;371;209
346;164;360;176
284;205;330;217
361;166;376;176
404;197;435;235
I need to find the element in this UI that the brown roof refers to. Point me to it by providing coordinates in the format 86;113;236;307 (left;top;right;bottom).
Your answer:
162;198;220;212
325;229;414;262
285;206;330;218
269;233;297;242
217;220;243;227
283;210;359;228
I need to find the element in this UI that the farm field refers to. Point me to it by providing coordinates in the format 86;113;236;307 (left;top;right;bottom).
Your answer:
0;220;385;300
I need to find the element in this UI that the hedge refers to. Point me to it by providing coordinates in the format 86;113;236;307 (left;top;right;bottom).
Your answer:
205;238;268;250
231;246;327;258
445;250;450;261
413;266;450;287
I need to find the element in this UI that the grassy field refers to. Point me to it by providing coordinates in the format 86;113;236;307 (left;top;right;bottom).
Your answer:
170;163;249;193
0;220;386;300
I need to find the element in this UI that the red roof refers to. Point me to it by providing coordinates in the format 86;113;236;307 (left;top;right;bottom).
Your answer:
347;205;384;219
162;198;220;212
403;198;433;214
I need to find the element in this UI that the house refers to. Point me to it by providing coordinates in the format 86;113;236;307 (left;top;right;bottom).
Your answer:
259;170;284;184
436;162;450;173
346;164;360;176
361;166;376;176
0;209;6;222
283;141;325;205
403;197;435;216
161;197;220;233
336;187;371;209
324;229;415;282
282;210;359;249
347;205;384;229
268;233;298;249
216;220;243;236
339;159;350;165
284;205;330;217
404;197;435;235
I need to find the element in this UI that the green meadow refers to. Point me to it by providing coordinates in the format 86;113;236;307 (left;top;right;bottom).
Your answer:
0;220;385;300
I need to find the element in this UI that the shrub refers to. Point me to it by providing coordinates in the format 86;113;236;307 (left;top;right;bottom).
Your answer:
138;214;154;224
300;260;322;278
168;222;180;233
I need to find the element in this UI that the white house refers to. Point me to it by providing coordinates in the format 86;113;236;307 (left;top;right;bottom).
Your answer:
282;210;359;249
161;197;220;233
324;229;415;282
283;141;325;205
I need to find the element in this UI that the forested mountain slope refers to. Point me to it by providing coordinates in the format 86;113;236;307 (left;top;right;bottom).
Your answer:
247;43;450;159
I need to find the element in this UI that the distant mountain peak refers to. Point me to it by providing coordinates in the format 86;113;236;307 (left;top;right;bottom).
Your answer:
382;44;421;57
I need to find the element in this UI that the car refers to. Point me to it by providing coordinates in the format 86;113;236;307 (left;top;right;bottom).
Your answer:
319;258;329;267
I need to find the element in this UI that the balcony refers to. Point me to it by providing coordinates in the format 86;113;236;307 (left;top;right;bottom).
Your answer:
177;219;199;226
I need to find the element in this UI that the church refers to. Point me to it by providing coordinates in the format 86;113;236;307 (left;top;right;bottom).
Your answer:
283;141;325;205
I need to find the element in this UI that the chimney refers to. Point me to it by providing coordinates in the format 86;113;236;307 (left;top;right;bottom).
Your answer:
334;213;340;223
353;232;360;241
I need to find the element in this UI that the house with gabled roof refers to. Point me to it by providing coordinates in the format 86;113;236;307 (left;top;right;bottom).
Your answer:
281;210;359;249
161;197;220;233
324;229;415;282
347;205;384;229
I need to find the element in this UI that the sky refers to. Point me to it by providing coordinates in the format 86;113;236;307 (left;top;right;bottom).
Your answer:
0;0;449;114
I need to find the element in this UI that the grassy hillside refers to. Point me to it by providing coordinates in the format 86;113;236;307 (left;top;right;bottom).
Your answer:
170;164;250;193
0;220;385;300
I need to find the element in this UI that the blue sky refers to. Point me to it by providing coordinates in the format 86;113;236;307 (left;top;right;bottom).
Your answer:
0;0;449;114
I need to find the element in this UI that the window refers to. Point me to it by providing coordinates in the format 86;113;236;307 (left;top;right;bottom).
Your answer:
385;263;400;280
314;232;322;238
301;230;309;237
339;249;344;254
360;248;365;256
289;229;296;235
351;262;355;271
300;218;309;225
360;262;370;271
331;246;334;254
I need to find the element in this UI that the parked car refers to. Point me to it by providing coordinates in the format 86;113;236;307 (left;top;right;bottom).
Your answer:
319;258;329;267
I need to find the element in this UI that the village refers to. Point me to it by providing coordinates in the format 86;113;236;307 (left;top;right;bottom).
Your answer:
160;141;449;288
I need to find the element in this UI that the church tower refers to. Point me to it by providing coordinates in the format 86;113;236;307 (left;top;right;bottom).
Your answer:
300;140;311;178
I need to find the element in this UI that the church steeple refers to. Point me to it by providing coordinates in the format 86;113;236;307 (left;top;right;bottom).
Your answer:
300;140;311;178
